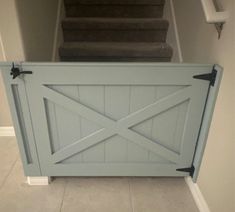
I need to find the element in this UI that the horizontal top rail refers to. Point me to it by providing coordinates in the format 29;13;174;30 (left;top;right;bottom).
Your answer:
201;0;229;23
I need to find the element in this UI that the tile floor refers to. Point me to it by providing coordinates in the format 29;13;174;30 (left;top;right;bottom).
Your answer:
0;137;199;212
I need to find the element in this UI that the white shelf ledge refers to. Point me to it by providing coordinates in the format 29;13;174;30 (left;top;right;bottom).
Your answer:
201;0;229;23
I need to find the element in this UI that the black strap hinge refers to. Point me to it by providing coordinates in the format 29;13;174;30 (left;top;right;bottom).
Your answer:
10;63;32;79
176;165;195;177
193;66;217;86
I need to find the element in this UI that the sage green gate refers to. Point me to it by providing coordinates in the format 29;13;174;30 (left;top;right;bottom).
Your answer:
1;63;222;179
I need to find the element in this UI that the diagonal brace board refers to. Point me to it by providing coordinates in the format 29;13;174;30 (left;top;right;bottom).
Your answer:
42;86;192;164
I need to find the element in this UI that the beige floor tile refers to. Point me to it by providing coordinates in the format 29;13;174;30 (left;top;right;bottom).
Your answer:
0;160;66;212
0;137;19;187
61;177;133;212
129;177;199;212
0;137;199;212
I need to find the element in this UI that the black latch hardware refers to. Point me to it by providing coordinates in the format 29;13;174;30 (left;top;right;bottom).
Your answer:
176;165;195;177
10;63;32;79
193;66;217;86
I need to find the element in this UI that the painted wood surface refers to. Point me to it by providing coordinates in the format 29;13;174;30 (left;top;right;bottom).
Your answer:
0;62;221;178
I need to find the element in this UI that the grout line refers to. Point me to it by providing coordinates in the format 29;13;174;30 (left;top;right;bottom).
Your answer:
0;158;18;190
59;178;68;212
128;178;135;212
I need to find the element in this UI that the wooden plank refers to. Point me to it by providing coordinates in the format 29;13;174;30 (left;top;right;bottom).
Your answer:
14;62;214;177
44;100;60;153
178;85;209;166
51;85;82;163
11;85;32;163
43;85;192;131
79;86;105;162
42;86;116;130
173;101;189;153
52;128;114;163
152;87;182;153
119;129;180;163
42;163;188;177
45;85;190;163
128;86;155;162
1;67;41;176
22;63;212;85
192;65;223;182
104;86;130;162
118;86;192;128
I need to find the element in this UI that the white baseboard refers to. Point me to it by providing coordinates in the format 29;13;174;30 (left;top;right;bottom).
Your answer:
0;127;15;136
27;177;52;186
185;177;210;212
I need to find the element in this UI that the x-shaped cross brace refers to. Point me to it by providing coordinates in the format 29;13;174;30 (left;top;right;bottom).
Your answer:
42;86;191;164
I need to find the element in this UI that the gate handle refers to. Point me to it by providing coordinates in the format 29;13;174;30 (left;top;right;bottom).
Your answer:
10;63;32;79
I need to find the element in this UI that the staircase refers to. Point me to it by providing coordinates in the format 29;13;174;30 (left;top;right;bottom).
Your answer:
59;0;173;62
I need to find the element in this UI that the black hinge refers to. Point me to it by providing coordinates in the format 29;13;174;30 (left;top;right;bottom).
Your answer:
10;63;32;79
176;165;195;177
193;66;217;86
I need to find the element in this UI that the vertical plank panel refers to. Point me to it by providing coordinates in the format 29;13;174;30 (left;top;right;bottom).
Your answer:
51;85;82;163
149;86;171;163
11;85;32;163
79;86;105;162
156;86;186;99
129;86;155;162
173;100;189;153
151;86;186;151
17;63;213;177
105;86;130;162
151;104;180;152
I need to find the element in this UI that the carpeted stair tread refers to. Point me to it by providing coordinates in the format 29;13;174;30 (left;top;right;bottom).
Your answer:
62;18;168;42
59;42;173;61
62;18;169;29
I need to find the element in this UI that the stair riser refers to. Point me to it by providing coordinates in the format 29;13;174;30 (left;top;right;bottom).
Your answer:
65;5;164;17
63;30;167;42
60;56;171;62
59;44;172;58
64;0;165;5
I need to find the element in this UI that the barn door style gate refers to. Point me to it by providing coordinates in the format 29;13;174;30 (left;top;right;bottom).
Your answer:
0;62;222;180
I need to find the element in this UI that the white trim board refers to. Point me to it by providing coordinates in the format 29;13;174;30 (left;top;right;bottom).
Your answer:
52;0;64;61
0;126;15;136
0;32;7;61
163;0;183;63
169;0;183;62
27;177;51;186
185;177;210;212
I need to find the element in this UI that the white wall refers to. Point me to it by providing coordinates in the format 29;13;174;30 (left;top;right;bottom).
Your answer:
0;0;26;61
0;0;59;126
0;32;12;126
173;0;235;211
0;0;26;126
15;0;59;61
